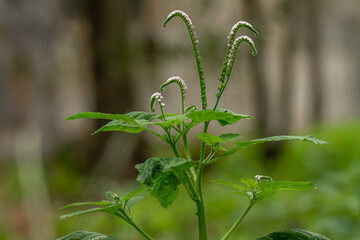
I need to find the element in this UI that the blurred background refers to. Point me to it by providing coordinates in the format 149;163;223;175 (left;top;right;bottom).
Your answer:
0;0;359;239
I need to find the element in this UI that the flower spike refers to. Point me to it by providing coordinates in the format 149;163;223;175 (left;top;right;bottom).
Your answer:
150;92;164;112
226;36;257;76
163;10;207;109
227;21;259;50
160;76;188;114
214;35;257;109
160;76;188;95
163;10;199;45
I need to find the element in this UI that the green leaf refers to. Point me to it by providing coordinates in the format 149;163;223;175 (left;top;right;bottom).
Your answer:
257;228;330;240
60;205;118;220
93;120;143;134
67;112;136;122
149;114;188;127
124;196;144;217
197;133;223;146
57;230;118;240
209;135;328;165
187;109;252;126
216;108;253;126
151;171;180;208
213;180;247;192
135;157;165;188
58;200;111;210
135;157;194;208
259;181;315;194
67;111;158;135
126;111;157;120
120;186;147;204
217;176;315;203
219;133;242;142
250;135;328;145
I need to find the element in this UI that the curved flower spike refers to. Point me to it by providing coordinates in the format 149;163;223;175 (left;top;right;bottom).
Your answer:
163;10;199;45
255;175;273;183
150;92;164;112
226;36;257;76
160;76;188;95
227;21;259;50
163;10;207;110
185;105;198;113
160;76;188;114
214;35;257;109
218;22;258;87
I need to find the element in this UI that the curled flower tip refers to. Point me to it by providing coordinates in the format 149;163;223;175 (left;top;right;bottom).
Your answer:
255;175;273;183
228;35;257;64
150;92;163;112
227;21;259;49
185;105;198;113
162;10;199;45
160;76;188;94
163;10;190;27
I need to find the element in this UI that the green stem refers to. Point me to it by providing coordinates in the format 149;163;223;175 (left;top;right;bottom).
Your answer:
221;202;255;240
182;134;197;180
128;220;154;240
195;163;207;240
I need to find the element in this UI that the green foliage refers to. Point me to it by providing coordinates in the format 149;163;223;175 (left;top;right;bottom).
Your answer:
59;9;331;240
57;230;118;240
59;189;145;221
209;135;328;164
135;157;196;208
214;176;314;203
187;109;252;126
257;228;330;240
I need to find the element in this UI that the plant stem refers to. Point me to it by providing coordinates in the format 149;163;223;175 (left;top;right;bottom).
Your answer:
220;202;255;240
195;163;207;240
182;134;197;180
128;220;154;240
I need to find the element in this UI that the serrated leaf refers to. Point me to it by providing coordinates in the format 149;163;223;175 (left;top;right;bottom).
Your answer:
258;181;315;194
219;133;242;142
251;135;328;145
257;228;330;240
216;108;253;126
149;114;188;127
240;178;258;189
120;186;147;204
135;157;164;188
58;200;111;210
135;157;194;208
93;120;143;134
213;180;247;191
208;135;328;165
197;133;223;146
187;109;252;126
66;112;136;122
151;171;180;208
60;205;118;220
126;111;156;120
216;145;228;152
124;196;144;217
57;230;118;240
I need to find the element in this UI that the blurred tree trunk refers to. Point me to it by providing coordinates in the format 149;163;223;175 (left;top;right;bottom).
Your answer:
84;0;136;175
242;0;269;137
305;0;324;122
278;1;300;135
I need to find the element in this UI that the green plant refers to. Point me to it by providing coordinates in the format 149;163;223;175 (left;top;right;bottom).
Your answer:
58;10;330;240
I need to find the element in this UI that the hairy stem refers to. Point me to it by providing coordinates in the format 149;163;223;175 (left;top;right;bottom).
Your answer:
195;163;207;240
128;220;154;240
221;202;255;240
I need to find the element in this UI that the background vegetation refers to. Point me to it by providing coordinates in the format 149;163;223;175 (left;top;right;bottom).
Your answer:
0;0;359;239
